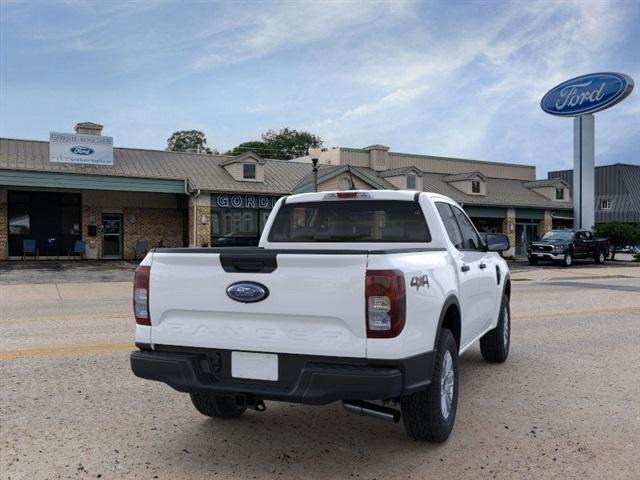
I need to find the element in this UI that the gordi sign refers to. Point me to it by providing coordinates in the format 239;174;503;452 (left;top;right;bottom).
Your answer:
49;132;114;165
541;72;634;230
541;72;634;116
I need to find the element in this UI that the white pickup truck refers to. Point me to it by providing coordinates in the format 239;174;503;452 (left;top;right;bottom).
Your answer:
131;190;511;442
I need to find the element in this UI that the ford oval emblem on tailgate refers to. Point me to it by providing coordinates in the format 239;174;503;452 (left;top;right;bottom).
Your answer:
226;282;269;303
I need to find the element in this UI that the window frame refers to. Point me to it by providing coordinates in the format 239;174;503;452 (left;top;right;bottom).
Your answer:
267;200;432;243
406;174;416;190
471;180;481;194
243;162;256;179
435;201;484;252
555;187;564;200
600;199;611;210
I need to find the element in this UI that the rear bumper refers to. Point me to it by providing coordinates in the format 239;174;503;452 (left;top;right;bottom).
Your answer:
130;346;434;405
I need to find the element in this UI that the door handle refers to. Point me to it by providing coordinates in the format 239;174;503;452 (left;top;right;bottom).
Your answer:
479;263;487;270
461;265;470;272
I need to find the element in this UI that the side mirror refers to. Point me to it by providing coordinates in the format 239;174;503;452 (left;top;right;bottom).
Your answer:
485;233;510;252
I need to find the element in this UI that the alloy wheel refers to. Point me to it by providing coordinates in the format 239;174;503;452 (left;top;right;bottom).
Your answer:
440;350;455;419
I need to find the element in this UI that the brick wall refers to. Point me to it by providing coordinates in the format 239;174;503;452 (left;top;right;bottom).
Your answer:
188;206;211;247
123;207;183;258
81;205;103;259
539;210;553;237
501;208;516;258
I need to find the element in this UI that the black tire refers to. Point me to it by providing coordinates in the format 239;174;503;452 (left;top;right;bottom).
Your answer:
400;329;458;443
190;393;246;419
594;250;606;264
527;256;538;266
480;294;510;363
562;253;573;267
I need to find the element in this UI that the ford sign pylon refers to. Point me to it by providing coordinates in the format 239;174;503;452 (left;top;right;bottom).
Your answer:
541;72;634;230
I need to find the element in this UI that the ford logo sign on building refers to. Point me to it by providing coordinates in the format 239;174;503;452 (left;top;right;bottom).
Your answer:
226;282;269;303
541;72;634;117
70;146;95;155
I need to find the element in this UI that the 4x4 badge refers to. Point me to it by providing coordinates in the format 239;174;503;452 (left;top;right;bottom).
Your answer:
410;274;429;291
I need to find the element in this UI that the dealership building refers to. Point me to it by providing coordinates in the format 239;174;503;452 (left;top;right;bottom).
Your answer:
1;123;579;260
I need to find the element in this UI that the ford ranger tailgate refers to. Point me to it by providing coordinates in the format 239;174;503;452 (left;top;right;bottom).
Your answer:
148;250;368;357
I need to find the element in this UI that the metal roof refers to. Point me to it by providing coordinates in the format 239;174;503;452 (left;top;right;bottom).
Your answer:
0;137;575;210
421;172;572;209
0;137;311;194
549;164;640;222
523;178;568;188
292;165;397;193
443;171;486;182
378;166;423;177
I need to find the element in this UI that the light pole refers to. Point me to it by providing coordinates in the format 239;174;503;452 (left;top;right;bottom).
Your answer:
308;145;321;192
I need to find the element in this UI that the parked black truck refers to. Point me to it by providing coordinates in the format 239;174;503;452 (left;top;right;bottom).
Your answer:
527;230;609;267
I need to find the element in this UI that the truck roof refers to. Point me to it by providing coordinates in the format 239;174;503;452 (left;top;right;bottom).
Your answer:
283;190;456;204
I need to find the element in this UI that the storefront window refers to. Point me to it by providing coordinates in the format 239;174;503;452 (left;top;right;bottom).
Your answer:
8;192;30;234
9;208;30;234
211;194;279;247
7;191;81;257
471;218;503;234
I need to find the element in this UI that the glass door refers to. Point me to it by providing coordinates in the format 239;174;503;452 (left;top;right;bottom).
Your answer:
515;223;539;257
102;214;123;259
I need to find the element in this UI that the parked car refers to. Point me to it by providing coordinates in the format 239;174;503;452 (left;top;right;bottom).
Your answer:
130;190;512;442
616;245;640;254
527;229;609;267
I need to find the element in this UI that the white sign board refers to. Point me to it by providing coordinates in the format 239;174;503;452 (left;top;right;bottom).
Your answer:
49;132;114;165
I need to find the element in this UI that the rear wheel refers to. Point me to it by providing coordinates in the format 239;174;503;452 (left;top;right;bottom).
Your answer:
527;256;538;265
190;393;246;419
480;294;510;363
562;253;573;267
400;328;458;442
595;250;606;264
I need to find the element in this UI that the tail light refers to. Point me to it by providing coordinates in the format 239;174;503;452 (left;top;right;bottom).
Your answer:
133;265;151;325
365;270;406;338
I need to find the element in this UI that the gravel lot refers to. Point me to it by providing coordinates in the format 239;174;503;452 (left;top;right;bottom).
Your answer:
1;262;639;479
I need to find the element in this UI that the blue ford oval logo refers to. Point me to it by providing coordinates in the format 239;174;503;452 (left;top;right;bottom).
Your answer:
541;72;634;117
226;282;269;303
70;146;95;155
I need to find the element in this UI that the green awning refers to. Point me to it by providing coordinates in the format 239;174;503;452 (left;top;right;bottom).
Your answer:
465;206;507;219
0;169;186;194
516;208;544;220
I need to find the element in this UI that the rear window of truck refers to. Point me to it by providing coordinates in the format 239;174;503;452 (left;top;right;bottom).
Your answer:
268;200;431;243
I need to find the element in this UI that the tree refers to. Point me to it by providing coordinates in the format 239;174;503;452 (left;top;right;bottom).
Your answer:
594;222;640;260
225;141;269;157
260;128;322;160
167;130;217;154
226;128;322;160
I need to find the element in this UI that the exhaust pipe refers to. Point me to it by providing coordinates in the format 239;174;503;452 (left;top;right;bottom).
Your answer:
343;400;401;423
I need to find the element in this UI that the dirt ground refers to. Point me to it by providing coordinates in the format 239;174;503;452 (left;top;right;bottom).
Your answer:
1;262;639;479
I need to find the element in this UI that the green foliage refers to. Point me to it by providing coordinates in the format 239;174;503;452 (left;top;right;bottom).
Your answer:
594;222;640;260
225;141;269;157
226;128;322;160
167;130;217;154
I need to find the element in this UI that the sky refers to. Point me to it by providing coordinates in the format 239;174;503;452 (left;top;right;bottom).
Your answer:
1;0;638;177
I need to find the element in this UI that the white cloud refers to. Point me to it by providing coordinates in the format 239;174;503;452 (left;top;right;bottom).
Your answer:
309;0;636;174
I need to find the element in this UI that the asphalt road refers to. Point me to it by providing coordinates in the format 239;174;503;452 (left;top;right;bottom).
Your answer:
1;263;639;479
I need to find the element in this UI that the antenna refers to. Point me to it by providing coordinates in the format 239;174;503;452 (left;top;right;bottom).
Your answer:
347;165;357;190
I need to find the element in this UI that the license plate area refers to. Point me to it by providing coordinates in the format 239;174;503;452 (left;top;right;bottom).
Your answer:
231;351;279;381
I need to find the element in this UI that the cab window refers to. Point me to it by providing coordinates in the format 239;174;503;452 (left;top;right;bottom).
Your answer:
436;202;482;251
435;202;464;249
451;205;482;250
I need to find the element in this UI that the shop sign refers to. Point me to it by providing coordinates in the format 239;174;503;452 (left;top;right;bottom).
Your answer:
540;72;634;116
49;132;114;165
214;194;279;209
